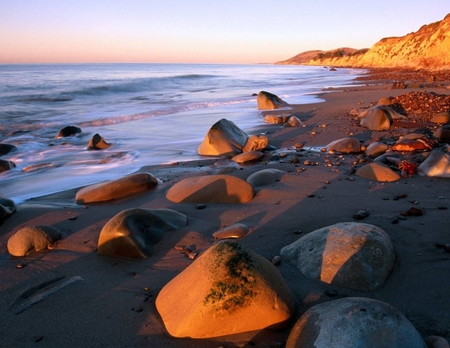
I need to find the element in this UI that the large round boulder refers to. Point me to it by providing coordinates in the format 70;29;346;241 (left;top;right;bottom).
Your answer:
355;162;401;182
257;91;288;110
197;118;249;156
166;174;254;203
365;142;388;158
286;297;426;348
98;208;187;259
156;241;295;338
75;172;158;204
280;222;395;291
326;137;361;153
7;226;63;257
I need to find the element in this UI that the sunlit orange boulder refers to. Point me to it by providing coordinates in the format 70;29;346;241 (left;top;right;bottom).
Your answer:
87;133;111;150
75;172;158;204
326;137;361;153
7;226;63;257
355;162;401;182
166;174;254;203
418;145;450;178
156;241;295;338
242;134;268;152
257;91;288;110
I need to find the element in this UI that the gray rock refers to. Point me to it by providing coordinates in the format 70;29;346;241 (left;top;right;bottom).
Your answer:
326;137;361;153
418;145;450;177
87;133;111;150
56;125;81;138
359;106;406;131
286;297;426;348
246;168;284;187
281;222;395;291
98;208;187;259
0;144;17;156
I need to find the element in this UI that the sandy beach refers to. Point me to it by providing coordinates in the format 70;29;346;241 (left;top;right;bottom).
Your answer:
1;70;450;347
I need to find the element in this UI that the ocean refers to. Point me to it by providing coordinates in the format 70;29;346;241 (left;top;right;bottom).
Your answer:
0;63;364;204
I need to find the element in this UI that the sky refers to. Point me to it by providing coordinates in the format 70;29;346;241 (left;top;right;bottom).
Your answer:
0;0;448;64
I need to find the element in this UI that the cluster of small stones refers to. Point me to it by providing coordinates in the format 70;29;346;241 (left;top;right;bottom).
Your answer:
355;69;450;84
389;91;450;122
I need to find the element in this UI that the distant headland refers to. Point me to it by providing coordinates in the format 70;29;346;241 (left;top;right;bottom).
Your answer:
276;13;450;70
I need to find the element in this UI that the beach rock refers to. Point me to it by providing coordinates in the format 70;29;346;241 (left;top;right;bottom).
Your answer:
242;134;268;152
286;297;426;348
0;193;16;223
392;133;433;152
213;223;249;239
326;137;361;153
0;159;15;173
156;241;294;338
55;125;81;138
377;97;392;105
365;142;388;158
433;124;450;142
263;114;290;124
425;336;450;348
197;118;248;156
284;116;302;127
359;105;406;131
246;168;284;187
0;144;17;156
257;91;288;110
355;162;401;182
431;111;450;124
281;222;395;291
418;146;450;177
75;172;158;204
7;226;63;257
231;151;263;164
87;133;111;150
166;174;254;204
98;208;187;259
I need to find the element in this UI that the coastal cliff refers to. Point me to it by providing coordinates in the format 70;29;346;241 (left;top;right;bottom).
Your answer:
277;13;450;70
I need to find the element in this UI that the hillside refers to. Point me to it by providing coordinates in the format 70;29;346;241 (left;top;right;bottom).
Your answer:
276;13;450;70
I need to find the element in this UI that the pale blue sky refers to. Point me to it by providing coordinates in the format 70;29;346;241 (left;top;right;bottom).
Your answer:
0;0;448;64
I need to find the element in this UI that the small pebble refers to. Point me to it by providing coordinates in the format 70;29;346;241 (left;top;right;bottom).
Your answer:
392;218;399;224
16;263;25;269
188;252;198;260
325;289;338;297
196;203;206;210
272;256;281;265
353;209;370;220
407;207;423;216
174;245;185;251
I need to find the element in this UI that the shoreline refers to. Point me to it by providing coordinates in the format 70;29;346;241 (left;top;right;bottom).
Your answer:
1;71;450;347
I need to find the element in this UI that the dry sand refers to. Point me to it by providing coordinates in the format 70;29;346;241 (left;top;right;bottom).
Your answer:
1;72;449;347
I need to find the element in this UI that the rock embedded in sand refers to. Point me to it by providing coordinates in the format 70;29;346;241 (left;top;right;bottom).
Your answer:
431;111;450;124
242;134;268;152
326;137;361;153
284;116;302;127
365;142;388;158
246;168;284;187
392;133;433;152
263;114;290;124
355;162;401;182
231;150;263;164
418;146;450;177
75;172;158;204
280;222;395;291
55;125;81;138
155;241;295;338
257;91;288;110
7;226;63;257
87;133;111;150
286;297;427;348
197;118;248;156
98;208;187;259
0;193;16;223
433;124;450;142
213;223;249;240
359;105;406;131
166;174;254;204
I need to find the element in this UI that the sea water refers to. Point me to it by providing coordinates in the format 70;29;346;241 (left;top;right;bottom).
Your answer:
0;63;363;203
